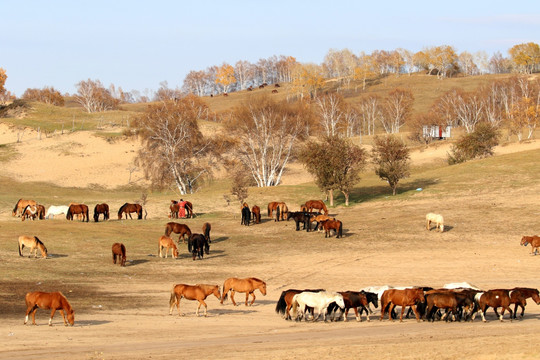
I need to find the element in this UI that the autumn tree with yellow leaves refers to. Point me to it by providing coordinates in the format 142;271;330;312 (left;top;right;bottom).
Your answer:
215;63;236;94
509;42;540;74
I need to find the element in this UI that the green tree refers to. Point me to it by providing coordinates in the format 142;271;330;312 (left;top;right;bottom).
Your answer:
371;135;411;195
447;123;500;164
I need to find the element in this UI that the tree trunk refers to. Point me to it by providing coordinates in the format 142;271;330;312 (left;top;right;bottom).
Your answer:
328;189;334;207
342;191;349;206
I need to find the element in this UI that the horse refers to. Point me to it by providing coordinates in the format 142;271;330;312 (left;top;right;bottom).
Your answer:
45;205;69;219
93;203;109;222
472;289;513;322
187;233;209;260
267;201;279;218
24;291;74;326
520;235;540;255
251;205;261;224
275;288;325;320
274;202;288;221
424;291;462;322
310;214;332;231
302;200;328;215
169;283;221;317
21;205;38;221
241;203;251;226
158;235;178;258
292;291;345;322
112;243;126;266
322;219;343;238
164;222;192;243
508;287;540;319
36;204;46;220
286;211;311;231
12;199;37;217
327;291;370;322
202;222;211;243
358;291;379;317
426;213;444;232
66;204;89;222
118;203;143;220
221;277;267;306
170;200;193;218
272;89;278;93
18;235;47;258
380;288;425;322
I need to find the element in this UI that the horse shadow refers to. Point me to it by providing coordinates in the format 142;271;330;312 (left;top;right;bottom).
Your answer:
214;308;258;315
443;225;454;232
126;259;149;266
46;253;68;259
211;236;228;244
75;320;112;326
348;178;439;204
204;250;226;259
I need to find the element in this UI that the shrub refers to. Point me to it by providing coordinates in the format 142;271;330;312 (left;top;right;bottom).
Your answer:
447;123;499;164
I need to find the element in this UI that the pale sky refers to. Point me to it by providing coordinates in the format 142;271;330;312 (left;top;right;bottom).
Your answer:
2;0;539;96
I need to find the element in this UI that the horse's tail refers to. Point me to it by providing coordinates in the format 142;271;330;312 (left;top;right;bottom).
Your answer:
12;199;21;216
222;280;229;301
291;295;299;319
169;285;178;308
93;205;99;222
18;238;23;256
66;206;72;220
138;206;143;220
338;221;343;237
267;203;271;217
275;291;287;315
276;205;280;222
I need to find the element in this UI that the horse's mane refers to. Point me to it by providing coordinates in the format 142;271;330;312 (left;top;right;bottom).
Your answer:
118;203;129;215
57;292;73;311
34;236;44;246
250;277;265;284
13;199;22;213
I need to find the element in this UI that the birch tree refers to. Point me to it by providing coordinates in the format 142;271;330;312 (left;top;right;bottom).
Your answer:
315;93;345;137
380;88;414;133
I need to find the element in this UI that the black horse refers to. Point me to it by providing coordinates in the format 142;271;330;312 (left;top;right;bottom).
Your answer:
286;211;311;231
241;206;251;226
358;291;379;317
187;233;209;260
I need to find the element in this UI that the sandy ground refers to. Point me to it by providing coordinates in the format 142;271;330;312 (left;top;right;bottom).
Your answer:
1;123;540;359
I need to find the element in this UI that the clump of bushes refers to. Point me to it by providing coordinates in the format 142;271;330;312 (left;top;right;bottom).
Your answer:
447;123;500;164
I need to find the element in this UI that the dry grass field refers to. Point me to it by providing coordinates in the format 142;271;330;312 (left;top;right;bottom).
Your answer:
0;119;540;359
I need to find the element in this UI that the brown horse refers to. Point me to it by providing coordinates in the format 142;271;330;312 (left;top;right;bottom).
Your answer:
93;203;109;222
274;202;288;221
425;292;461;322
473;290;513;322
12;199;37;217
169;284;221;317
509;288;540;319
66;204;89;222
170;200;194;218
36;204;46;220
267;202;279;218
521;235;540;255
322;219;343;238
310;214;332;231
329;291;370;322
251;205;261;224
202;222;211;243
380;288;425;322
21;205;39;221
164;222;192;243
118;203;143;220
303;200;328;215
24;291;74;326
220;277;267;306
158;235;178;258
18;235;48;258
112;243;126;266
275;288;325;320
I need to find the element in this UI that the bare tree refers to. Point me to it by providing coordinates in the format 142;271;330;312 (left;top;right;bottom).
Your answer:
315;93;345;136
75;79;119;113
380;89;414;133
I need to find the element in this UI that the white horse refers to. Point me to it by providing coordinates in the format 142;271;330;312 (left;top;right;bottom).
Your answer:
426;213;444;232
292;291;345;322
443;282;481;291
45;205;70;219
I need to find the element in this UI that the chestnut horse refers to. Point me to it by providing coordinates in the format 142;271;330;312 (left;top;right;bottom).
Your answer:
310;214;331;231
24;291;74;326
380;288;425;322
509;287;540;319
66;204;89;222
327;291;370;322
18;235;48;258
118;203;143;220
267;202;279;218
473;289;513;322
274;202;288;221
220;277;267;306
322;219;343;238
302;200;328;215
275;288;325;320
93;203;109;222
169;284;221;317
202;222;211;243
164;222;192;243
158;235;178;258
12;199;37;217
21;205;39;221
520;235;540;255
112;243;126;266
251;205;261;224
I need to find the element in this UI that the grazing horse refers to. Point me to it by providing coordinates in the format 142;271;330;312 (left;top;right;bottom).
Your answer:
286;211;311;231
426;213;444;232
118;203;143;220
21;205;39;221
164;222;192;243
45;205;69;219
112;243;126;266
302;200;328;215
18;235;47;258
25;291;74;326
187;233;209;260
274;202;288;221
328;291;370;322
520;235;540;255
221;277;267;306
158;235;178;258
202;222;211;243
241;203;251;226
93;203;109;222
12;199;37;217
380;288;425;322
66;204;89;222
472;290;513;322
322;219;343;238
310;214;331;231
275;288;325;320
292;291;345;322
36;204;46;220
169;284;221;317
267;201;279;218
251;205;261;224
